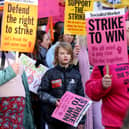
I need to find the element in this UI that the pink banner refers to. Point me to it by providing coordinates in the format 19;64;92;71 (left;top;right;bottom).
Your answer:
52;91;92;127
38;0;59;18
86;9;128;66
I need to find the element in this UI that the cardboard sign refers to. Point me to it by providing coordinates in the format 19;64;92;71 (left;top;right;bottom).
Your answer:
52;91;92;127
64;0;94;35
38;0;59;18
20;54;48;94
1;0;38;52
86;9;128;66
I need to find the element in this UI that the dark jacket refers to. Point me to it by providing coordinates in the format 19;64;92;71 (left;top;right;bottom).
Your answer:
38;64;85;124
35;47;48;67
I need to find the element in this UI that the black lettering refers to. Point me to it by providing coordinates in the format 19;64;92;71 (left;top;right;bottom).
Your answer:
95;32;101;43
118;16;124;28
68;13;85;20
67;107;74;114
108;18;111;29
15;26;33;35
75;106;82;112
89;19;94;31
89;32;95;44
74;97;81;102
72;100;78;105
101;19;107;30
115;30;118;42
106;30;124;42
63;113;70;121
119;29;124;41
8;4;30;14
95;19;100;31
105;31;114;42
112;17;118;29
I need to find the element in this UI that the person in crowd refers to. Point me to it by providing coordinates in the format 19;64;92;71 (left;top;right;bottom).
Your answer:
33;30;51;67
78;36;104;129
0;15;34;129
120;18;129;129
0;51;35;129
38;42;85;129
121;110;129;129
85;20;129;129
46;29;80;68
77;36;93;129
52;21;64;45
29;30;51;129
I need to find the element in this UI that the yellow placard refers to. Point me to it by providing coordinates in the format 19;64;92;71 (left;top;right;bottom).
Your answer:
1;0;38;53
64;0;94;35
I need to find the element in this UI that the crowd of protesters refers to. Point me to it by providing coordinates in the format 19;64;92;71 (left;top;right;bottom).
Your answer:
1;0;129;129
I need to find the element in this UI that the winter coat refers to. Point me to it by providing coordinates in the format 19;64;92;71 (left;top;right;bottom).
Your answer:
86;65;129;128
38;64;85;124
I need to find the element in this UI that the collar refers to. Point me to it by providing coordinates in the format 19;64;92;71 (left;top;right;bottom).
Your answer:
55;64;73;72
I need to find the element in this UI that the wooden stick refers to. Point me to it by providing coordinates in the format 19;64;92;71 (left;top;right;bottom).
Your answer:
73;36;79;65
16;51;19;63
106;65;109;75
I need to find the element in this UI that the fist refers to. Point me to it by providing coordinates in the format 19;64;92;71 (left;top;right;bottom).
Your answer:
73;44;80;57
56;99;60;106
77;124;85;129
102;74;112;89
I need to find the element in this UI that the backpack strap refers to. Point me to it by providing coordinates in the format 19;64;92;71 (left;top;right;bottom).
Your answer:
0;51;6;70
98;66;104;77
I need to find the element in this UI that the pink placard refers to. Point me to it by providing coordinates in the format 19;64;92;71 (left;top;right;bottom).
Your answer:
86;9;128;66
53;3;65;24
52;91;92;127
38;0;59;18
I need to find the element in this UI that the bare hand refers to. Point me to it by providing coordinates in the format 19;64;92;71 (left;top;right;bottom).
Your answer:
11;62;19;74
73;44;80;57
56;99;60;106
77;124;85;129
102;74;112;89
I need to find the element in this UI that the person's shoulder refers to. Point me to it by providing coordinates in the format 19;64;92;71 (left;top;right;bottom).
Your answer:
46;42;59;56
49;42;59;50
70;65;81;77
45;67;57;73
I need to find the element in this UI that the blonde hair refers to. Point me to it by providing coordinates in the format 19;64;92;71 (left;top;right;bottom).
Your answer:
53;42;73;66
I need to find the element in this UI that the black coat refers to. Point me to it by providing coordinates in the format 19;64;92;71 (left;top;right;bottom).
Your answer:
38;64;85;124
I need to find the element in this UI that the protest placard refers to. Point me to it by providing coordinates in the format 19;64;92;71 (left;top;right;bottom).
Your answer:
1;0;37;52
101;0;129;8
53;2;65;23
38;0;59;18
85;8;128;66
20;54;48;94
64;0;94;35
52;91;92;127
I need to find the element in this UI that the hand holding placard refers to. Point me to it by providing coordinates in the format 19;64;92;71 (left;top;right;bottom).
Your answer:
73;36;80;65
52;91;92;127
102;65;112;89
